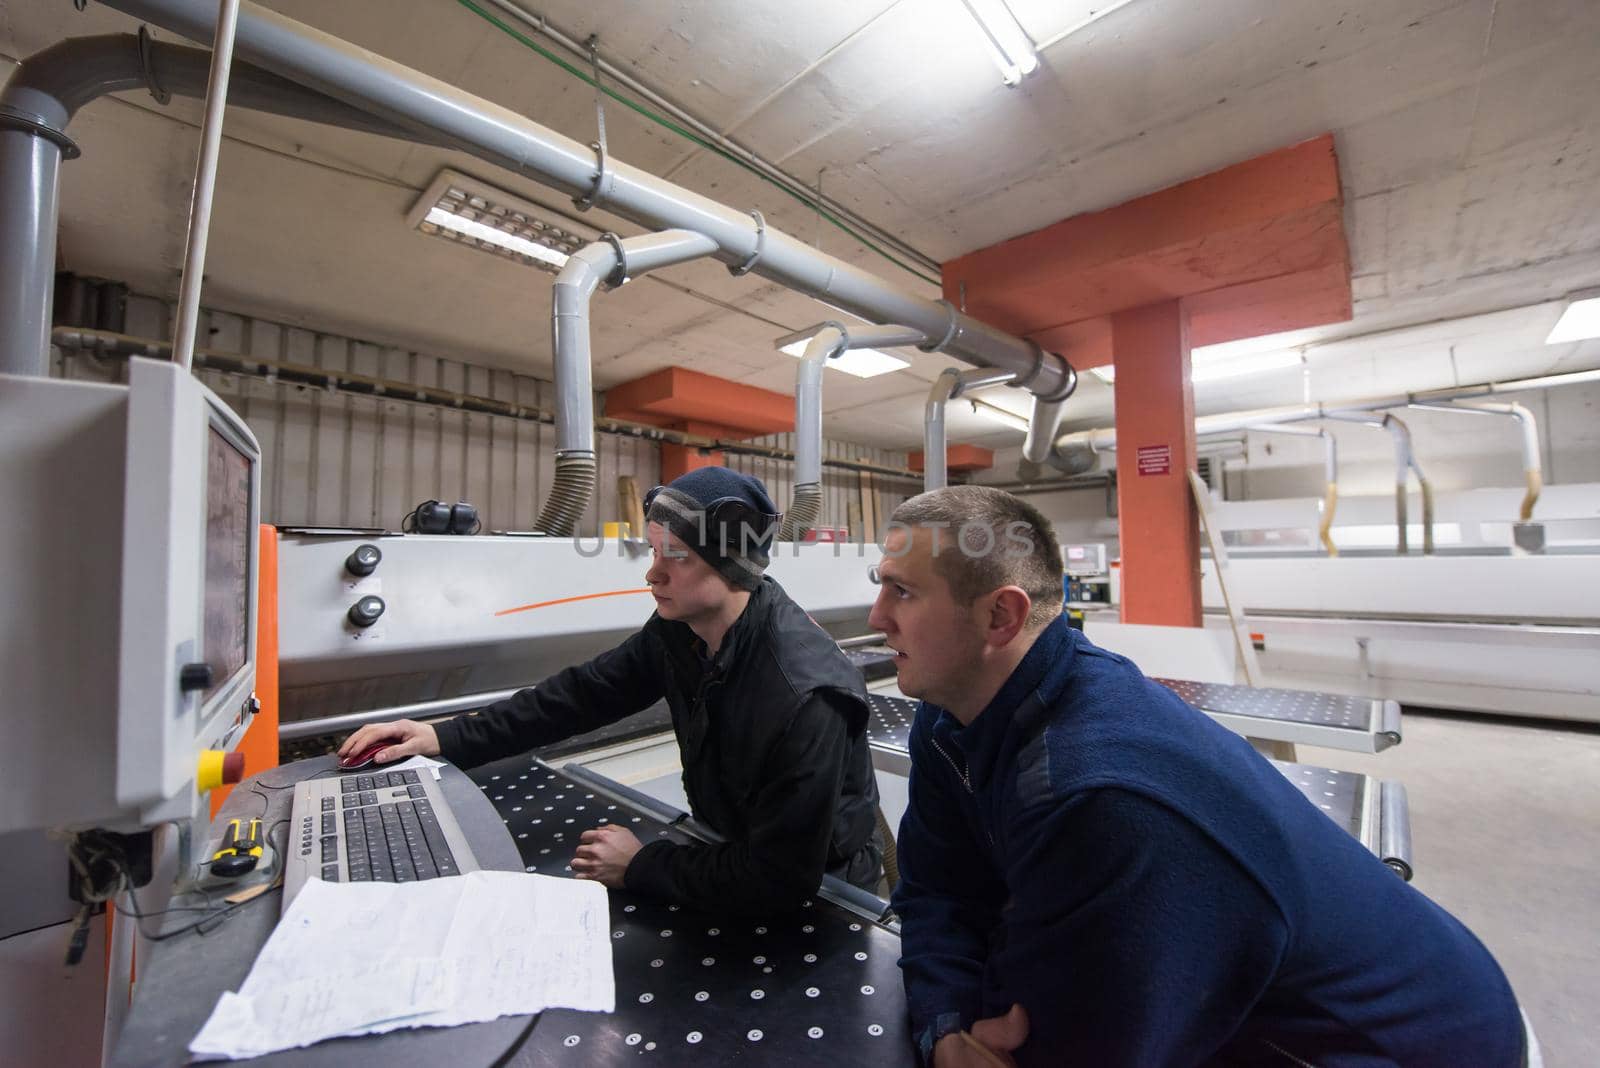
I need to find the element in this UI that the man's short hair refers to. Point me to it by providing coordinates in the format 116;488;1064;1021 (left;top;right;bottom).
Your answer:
889;486;1065;629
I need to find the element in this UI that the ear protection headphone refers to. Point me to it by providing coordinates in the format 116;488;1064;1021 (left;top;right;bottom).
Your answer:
402;499;480;535
642;486;782;549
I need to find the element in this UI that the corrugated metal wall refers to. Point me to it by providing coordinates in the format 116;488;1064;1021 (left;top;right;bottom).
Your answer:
52;294;914;536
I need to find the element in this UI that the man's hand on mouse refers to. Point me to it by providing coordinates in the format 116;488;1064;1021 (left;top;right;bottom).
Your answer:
337;719;440;766
571;824;643;888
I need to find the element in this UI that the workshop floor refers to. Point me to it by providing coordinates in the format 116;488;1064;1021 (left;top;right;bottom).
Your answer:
1328;709;1600;1066
636;708;1599;1063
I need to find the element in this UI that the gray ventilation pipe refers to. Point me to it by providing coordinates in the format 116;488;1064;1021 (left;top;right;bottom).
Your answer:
0;33;436;375
90;0;1076;400
1243;424;1339;556
923;369;963;493
1019;392;1075;482
777;321;930;536
924;366;1018;491
538;229;719;536
1048;368;1598;474
1330;413;1433;555
1408;400;1542;522
780;323;845;542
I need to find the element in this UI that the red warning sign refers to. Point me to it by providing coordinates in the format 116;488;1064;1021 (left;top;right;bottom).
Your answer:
1135;444;1172;476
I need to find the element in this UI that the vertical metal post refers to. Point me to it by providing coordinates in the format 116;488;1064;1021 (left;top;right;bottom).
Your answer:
0;129;63;376
171;0;242;372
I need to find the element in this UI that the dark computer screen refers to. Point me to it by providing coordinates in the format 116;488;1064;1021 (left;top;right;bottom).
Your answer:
203;423;252;698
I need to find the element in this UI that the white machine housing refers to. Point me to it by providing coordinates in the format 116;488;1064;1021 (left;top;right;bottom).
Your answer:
276;534;884;723
0;358;261;833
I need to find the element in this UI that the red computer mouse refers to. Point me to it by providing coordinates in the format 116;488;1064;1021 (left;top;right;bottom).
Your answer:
339;741;390;770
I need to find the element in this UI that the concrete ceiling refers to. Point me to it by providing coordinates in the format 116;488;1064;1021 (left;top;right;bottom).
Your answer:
3;0;1599;451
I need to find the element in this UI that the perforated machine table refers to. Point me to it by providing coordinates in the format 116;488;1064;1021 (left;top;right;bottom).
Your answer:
1154;678;1403;754
843;644;900;683
862;693;1414;880
469;755;915;1065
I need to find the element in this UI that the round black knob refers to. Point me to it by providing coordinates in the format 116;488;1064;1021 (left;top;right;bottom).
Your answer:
347;595;386;628
344;543;382;577
179;662;214;691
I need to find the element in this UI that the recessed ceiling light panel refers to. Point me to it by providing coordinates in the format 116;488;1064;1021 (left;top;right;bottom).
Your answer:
1546;290;1600;344
408;169;599;274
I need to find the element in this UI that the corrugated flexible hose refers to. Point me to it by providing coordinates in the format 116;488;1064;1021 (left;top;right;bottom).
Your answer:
778;481;823;541
535;455;597;536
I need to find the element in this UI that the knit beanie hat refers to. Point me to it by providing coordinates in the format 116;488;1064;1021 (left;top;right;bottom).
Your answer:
644;467;781;591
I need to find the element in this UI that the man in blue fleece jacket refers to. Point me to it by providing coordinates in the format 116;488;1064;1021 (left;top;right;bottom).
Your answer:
872;485;1525;1068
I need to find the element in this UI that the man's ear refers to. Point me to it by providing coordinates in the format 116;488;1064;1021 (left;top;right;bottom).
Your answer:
985;586;1032;648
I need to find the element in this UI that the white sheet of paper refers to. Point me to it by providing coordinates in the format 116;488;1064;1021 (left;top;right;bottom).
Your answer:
189;871;614;1060
383;754;445;780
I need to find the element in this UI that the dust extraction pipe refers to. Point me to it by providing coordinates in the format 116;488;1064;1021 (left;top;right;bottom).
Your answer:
924;366;1018;491
1048;368;1596;477
923;369;963;493
539;229;719;535
1242;424;1339;556
781;323;846;542
91;0;1077;403
0;33;438;374
1329;413;1433;555
777;321;931;538
1409;400;1542;521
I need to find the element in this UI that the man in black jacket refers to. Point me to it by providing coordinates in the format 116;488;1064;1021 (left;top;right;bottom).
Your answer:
338;467;882;913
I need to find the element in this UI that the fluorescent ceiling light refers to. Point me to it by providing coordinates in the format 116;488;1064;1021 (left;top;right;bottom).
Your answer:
408;168;596;274
1546;290;1600;344
779;338;910;379
1089;346;1304;385
423;207;570;269
957;0;1039;86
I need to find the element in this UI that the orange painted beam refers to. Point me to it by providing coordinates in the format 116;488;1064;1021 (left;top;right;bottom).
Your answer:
942;134;1351;365
1033;263;1352;369
907;444;995;473
1111;302;1202;627
606;367;794;438
1184;261;1351;349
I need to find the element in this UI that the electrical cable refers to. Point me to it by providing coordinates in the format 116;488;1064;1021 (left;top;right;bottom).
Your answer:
60;768;338;956
453;0;944;287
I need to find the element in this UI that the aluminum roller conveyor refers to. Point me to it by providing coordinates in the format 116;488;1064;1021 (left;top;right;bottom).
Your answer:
843;645;900;683
844;645;1402;754
861;694;1414;880
1156;679;1402;754
1271;761;1414;881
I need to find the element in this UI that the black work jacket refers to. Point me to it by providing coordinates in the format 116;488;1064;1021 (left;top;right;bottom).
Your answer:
433;577;881;913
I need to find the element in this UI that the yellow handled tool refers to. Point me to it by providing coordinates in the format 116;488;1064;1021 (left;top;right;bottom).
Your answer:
210;818;263;878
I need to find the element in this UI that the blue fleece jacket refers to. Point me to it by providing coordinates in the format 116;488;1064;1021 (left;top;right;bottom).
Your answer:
891;618;1521;1067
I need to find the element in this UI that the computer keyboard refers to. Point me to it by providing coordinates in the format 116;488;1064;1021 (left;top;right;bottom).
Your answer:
283;767;481;911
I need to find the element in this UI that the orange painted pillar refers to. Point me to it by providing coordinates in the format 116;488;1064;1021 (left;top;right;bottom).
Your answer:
1112;301;1202;627
659;421;726;483
660;443;724;483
